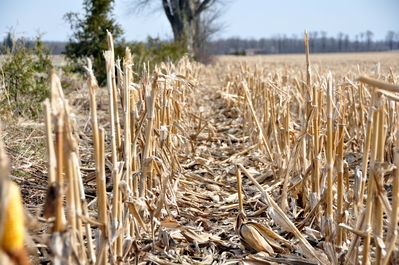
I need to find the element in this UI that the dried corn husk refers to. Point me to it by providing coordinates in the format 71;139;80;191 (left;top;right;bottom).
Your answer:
1;182;30;265
235;212;291;254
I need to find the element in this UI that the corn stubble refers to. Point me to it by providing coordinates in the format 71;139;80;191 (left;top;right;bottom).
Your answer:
1;32;399;264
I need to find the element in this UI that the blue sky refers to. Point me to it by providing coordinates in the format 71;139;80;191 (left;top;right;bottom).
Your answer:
1;0;398;42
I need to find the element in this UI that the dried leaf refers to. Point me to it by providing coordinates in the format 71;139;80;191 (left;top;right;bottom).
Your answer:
181;229;209;244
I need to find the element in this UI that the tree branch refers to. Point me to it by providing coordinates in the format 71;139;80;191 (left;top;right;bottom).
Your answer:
162;0;174;24
194;0;215;18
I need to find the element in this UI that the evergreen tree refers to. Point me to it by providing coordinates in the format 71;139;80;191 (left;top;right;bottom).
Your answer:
1;32;13;52
64;0;123;84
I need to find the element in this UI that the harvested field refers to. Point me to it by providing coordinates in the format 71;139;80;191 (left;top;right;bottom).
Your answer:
1;41;399;264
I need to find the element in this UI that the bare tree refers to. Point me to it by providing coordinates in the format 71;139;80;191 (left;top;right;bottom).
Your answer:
308;31;318;51
360;32;364;51
337;32;344;51
386;31;395;50
130;0;225;60
365;30;374;50
320;31;327;52
194;6;224;62
344;34;349;51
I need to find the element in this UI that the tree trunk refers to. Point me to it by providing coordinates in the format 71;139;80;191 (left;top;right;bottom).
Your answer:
162;0;212;60
184;19;196;59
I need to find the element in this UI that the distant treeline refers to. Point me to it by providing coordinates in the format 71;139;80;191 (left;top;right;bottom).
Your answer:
210;31;399;55
0;33;68;55
42;41;68;55
2;30;399;56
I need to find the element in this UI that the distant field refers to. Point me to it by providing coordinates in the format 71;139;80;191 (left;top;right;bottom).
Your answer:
51;55;68;67
0;54;67;67
216;51;399;74
216;51;399;63
2;52;398;73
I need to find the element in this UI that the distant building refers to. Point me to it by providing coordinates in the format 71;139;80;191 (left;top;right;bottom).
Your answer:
244;48;265;55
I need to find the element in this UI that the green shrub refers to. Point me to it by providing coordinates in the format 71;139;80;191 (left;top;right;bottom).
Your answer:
0;33;53;119
127;37;188;75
